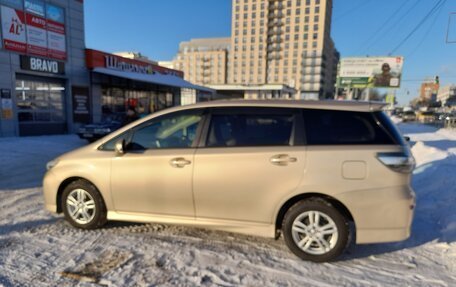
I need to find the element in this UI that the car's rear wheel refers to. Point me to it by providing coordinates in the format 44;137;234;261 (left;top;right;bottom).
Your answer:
61;180;107;229
282;199;349;262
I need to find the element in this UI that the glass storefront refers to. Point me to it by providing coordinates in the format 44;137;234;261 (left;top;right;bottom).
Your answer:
15;75;66;136
101;87;175;119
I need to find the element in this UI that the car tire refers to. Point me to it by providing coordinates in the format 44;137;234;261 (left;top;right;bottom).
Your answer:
61;179;107;229
282;198;349;262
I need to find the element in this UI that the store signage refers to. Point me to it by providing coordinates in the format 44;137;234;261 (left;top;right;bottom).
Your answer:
25;13;47;56
0;2;67;60
72;87;90;123
1;5;27;53
1;89;13;119
47;16;66;60
46;4;64;23
85;49;185;78
20;55;65;74
24;0;45;17
105;55;153;74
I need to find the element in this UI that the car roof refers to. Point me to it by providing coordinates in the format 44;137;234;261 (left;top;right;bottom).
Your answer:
169;99;387;113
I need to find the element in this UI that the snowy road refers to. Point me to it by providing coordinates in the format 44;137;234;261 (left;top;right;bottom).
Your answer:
0;124;455;286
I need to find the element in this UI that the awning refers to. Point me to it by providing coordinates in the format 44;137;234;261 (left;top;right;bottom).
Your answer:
92;67;214;93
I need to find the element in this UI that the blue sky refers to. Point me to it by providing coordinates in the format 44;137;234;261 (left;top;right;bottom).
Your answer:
85;0;456;105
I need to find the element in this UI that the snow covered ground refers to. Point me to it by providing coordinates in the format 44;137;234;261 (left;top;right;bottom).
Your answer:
0;123;455;287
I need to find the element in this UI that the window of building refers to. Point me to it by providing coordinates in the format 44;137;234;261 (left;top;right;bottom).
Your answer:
315;6;320;13
16;78;65;124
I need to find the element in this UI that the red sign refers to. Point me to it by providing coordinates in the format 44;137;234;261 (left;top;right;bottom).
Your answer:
1;6;27;53
85;49;184;78
26;14;47;57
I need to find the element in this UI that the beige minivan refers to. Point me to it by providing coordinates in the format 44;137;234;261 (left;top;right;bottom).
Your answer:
43;100;415;262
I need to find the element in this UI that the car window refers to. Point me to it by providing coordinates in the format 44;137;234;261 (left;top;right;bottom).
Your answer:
99;132;131;151
207;113;294;147
303;109;395;145
129;112;202;150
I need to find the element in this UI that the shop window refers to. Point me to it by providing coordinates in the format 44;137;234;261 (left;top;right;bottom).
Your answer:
15;78;65;123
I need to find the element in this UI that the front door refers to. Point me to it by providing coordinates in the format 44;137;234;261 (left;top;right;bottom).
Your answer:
111;109;204;217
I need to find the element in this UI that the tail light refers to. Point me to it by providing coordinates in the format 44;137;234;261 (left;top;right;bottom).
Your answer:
376;150;415;173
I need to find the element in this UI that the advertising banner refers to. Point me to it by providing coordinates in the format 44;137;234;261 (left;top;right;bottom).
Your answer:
46;4;64;23
25;13;47;56
420;83;440;101
46;4;66;60
337;56;404;88
1;5;27;53
24;0;44;17
1;89;13;120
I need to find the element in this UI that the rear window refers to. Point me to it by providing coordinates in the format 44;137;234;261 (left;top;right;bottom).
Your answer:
207;113;294;147
302;109;397;145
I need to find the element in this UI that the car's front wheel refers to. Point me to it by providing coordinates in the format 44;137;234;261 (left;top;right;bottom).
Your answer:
61;180;107;229
282;198;349;262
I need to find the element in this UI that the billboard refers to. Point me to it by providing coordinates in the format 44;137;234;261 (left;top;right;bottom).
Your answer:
420;83;439;101
337;56;404;88
46;4;66;60
0;1;66;60
1;5;27;53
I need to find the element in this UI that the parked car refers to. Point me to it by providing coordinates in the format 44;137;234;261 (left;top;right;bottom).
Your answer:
43;100;416;262
77;114;124;142
402;110;416;122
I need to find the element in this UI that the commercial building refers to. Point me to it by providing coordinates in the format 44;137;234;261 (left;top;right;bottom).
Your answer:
207;83;296;100
437;84;456;107
85;49;212;124
0;0;88;137
229;0;339;99
172;37;231;85
0;0;212;137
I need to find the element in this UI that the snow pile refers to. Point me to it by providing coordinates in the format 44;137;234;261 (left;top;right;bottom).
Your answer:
403;125;456;242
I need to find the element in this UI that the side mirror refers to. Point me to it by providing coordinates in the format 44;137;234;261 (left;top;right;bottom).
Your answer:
404;136;410;142
115;139;126;156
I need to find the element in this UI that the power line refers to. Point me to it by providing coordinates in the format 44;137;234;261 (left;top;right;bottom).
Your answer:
407;0;446;59
390;0;448;55
359;0;412;52
365;0;422;53
333;0;373;23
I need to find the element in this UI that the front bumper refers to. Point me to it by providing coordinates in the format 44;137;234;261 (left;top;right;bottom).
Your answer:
42;170;60;213
337;185;415;244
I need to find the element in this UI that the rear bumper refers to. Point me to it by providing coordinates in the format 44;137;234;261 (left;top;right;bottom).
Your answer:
337;185;415;244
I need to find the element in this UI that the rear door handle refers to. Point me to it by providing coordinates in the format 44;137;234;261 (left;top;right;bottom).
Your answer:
170;157;191;168
270;154;297;166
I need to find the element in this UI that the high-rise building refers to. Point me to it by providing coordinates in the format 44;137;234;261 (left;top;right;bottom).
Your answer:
173;38;231;85
229;0;338;99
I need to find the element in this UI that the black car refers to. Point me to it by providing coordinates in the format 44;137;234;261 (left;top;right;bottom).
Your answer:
77;114;124;142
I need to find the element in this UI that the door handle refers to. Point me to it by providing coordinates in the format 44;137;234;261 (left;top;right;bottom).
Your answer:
170;157;191;168
270;154;297;166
